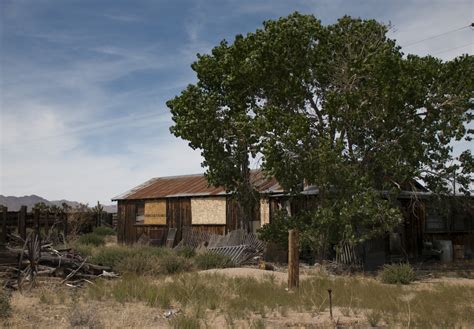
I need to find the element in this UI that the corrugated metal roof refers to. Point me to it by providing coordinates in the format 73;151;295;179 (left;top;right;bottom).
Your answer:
112;170;283;201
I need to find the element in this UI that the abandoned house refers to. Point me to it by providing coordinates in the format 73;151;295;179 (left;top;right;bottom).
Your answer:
112;170;473;268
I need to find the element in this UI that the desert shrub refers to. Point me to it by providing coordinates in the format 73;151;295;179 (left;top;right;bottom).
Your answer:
68;305;104;329
159;255;193;274
176;246;196;258
365;310;382;327
380;263;416;284
0;289;11;319
93;226;116;236
74;243;96;257
90;245;172;268
115;254;162;276
169;314;201;329
78;233;105;247
194;252;233;270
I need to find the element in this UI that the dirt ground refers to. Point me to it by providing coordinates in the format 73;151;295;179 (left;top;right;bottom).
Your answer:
2;268;473;328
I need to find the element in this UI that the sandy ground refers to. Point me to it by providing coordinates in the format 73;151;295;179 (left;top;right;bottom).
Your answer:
3;267;473;328
198;267;314;283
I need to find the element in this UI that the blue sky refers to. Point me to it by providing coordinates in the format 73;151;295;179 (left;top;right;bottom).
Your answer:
1;0;473;205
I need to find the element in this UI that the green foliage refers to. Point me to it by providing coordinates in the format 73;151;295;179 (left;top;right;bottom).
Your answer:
90;245;172;268
0;290;11;319
92;226;116;236
159;255;193;274
194;252;233;270
78;233;105;246
168;12;472;248
176;246;196;258
380;263;416;284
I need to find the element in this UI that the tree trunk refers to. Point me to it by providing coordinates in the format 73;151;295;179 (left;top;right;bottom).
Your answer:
237;153;256;233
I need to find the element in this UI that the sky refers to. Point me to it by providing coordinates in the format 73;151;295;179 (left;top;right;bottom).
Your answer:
0;0;473;205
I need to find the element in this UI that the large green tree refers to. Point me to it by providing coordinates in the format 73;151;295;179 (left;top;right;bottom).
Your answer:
168;13;473;245
254;14;473;252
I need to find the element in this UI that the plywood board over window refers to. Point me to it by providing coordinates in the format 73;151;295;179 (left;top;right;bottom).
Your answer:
191;197;226;225
144;200;167;225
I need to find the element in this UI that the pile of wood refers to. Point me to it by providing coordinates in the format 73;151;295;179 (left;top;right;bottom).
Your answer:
175;228;266;265
1;232;117;291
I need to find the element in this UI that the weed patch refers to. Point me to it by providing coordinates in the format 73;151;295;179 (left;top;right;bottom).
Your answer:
78;233;105;247
380;263;416;284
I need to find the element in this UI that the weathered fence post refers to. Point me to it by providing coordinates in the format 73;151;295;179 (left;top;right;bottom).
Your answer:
44;211;49;236
1;206;7;244
63;213;68;239
18;206;27;240
34;208;41;237
288;229;299;290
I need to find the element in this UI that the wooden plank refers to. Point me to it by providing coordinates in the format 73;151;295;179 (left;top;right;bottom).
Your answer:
18;206;27;240
1;206;7;244
288;229;299;290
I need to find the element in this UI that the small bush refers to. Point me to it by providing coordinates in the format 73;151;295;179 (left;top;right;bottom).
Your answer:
380;263;416;284
116;254;162;276
176;246;196;258
93;226;116;236
74;243;96;257
78;233;105;246
0;290;11;319
68;305;104;329
194;252;233;270
159;255;193;274
169;314;201;329
365;310;382;327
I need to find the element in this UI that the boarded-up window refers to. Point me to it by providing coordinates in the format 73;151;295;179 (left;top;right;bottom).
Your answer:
191;197;226;224
144;200;167;225
260;198;270;226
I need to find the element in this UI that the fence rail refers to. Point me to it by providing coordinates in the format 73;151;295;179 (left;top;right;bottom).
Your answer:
1;206;113;244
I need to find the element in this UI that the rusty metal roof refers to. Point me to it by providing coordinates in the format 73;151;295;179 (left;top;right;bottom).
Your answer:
112;170;283;201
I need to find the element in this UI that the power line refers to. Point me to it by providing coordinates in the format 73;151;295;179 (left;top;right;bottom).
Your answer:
431;42;474;56
402;24;472;48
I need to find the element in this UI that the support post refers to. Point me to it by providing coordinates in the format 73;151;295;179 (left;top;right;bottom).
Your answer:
1;206;7;244
18;206;27;240
288;229;299;290
63;213;68;240
34;208;41;237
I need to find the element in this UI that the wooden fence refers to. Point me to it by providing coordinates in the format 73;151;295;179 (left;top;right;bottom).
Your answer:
0;206;113;244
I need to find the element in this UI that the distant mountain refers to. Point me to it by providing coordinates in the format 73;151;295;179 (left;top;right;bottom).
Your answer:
0;195;117;213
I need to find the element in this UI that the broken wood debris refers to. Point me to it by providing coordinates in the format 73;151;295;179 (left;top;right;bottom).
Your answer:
1;232;118;291
175;228;266;265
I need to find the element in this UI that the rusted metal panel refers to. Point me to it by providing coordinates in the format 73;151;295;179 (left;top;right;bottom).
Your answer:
113;170;282;201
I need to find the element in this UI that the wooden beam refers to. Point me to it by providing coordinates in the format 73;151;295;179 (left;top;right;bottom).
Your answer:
1;206;7;244
18;206;27;240
288;229;299;290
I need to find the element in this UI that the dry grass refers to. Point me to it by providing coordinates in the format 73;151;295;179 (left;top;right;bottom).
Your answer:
3;272;473;328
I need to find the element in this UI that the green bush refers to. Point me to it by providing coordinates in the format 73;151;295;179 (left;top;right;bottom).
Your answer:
159;255;193;274
93;226;116;236
380;263;416;284
116;254;162;276
90;245;176;274
176;246;196;258
78;233;105;246
194;252;233;270
0;289;11;319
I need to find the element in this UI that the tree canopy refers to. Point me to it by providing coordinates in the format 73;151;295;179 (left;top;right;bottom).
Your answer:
167;13;473;242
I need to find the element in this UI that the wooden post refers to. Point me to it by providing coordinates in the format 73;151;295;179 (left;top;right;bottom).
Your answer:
288;229;299;290
18;206;27;240
1;206;7;244
44;211;49;236
34;208;41;237
63;213;68;239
